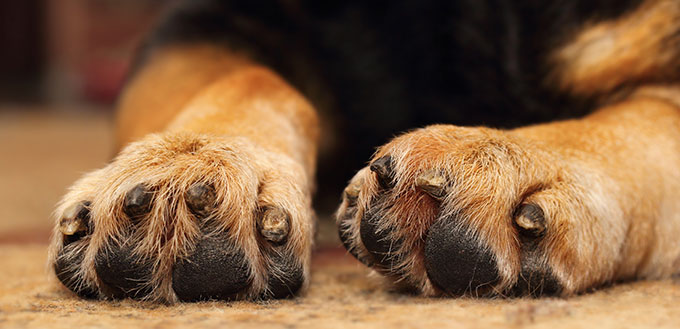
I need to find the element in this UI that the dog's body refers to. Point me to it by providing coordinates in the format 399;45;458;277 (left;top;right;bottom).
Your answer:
51;0;680;302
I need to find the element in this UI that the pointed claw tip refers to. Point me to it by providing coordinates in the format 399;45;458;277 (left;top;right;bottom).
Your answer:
186;183;216;217
124;184;153;219
514;203;546;236
370;155;392;175
59;202;90;236
416;170;447;200
59;217;86;235
370;155;394;188
258;208;290;244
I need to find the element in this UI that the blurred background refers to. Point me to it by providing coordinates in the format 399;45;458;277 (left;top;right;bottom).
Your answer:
0;0;166;243
1;0;163;104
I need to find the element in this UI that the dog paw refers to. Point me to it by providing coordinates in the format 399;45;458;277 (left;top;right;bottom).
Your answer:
49;132;313;302
337;124;627;297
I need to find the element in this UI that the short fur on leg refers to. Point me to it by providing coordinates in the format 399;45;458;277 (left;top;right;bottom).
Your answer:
50;46;319;302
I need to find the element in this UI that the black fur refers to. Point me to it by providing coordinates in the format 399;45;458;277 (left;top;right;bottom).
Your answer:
133;0;645;209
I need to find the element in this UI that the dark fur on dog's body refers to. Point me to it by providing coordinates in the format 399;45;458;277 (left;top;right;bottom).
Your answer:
139;0;647;200
51;0;680;302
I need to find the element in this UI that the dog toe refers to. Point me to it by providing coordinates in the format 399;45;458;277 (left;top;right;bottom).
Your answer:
424;218;499;296
172;231;251;302
54;242;98;299
263;251;304;299
94;239;154;299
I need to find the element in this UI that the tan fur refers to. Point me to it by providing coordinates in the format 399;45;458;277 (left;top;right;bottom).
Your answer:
115;45;255;150
338;90;680;296
551;0;680;96
335;0;680;297
50;45;319;302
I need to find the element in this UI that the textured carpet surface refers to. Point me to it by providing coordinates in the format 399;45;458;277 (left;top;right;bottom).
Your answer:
1;245;680;329
1;108;679;329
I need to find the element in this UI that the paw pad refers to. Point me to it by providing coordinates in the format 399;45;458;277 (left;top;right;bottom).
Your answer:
424;218;499;296
172;232;251;302
94;239;154;299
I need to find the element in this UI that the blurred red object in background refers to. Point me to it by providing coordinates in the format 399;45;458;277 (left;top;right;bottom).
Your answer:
45;0;165;105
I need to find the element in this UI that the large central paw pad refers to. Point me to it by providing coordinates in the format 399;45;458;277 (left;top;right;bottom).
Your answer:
50;132;312;302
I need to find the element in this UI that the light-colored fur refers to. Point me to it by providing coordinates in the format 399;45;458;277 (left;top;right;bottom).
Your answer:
551;0;680;96
50;45;319;302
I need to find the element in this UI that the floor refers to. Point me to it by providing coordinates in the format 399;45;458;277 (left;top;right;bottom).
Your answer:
1;106;679;329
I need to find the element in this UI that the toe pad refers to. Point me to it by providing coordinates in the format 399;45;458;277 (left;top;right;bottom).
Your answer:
424;217;499;296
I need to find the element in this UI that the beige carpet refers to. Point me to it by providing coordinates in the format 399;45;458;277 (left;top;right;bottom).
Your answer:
1;107;679;329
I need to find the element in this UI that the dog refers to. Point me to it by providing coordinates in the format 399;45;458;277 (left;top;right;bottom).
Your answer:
50;0;680;302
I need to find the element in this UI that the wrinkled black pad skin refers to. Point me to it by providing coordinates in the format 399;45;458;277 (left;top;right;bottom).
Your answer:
424;216;499;296
172;233;251;302
360;211;402;269
57;228;304;301
94;240;154;299
54;243;98;299
510;240;562;296
338;218;360;259
511;264;561;297
264;251;304;299
338;210;373;266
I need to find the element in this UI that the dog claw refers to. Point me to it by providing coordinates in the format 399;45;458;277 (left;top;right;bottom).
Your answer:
186;183;216;217
370;155;395;188
59;202;90;235
514;203;546;237
59;217;86;236
123;184;153;219
257;208;290;244
415;170;447;200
